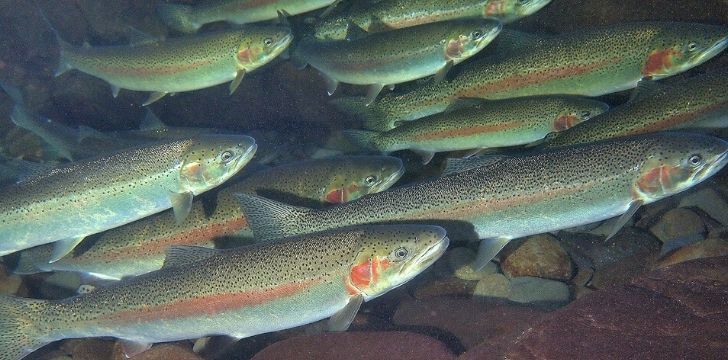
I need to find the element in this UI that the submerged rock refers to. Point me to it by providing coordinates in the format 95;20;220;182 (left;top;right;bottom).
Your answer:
0;263;23;295
251;331;456;360
502;257;728;359
447;247;498;281
507;276;571;308
678;186;728;225
649;207;706;243
560;227;660;270
657;231;728;268
500;234;573;281
472;273;511;300
111;342;202;360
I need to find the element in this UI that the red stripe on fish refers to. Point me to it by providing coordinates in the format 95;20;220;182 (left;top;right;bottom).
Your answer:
95;58;216;77
413;121;526;141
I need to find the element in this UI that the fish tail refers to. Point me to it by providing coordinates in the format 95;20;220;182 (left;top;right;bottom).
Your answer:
37;8;75;76
14;245;53;275
342;129;387;152
330;97;392;131
235;193;315;241
0;295;51;360
156;3;199;33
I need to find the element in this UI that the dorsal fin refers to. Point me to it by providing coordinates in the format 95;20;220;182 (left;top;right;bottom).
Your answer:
127;26;163;46
443;155;507;176
140;109;167;131
163;246;220;268
345;21;369;41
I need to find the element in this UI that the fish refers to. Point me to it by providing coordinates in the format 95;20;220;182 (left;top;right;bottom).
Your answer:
157;0;337;33
343;96;608;162
0;224;449;360
331;23;728;130
15;156;404;280
293;18;502;104
312;0;551;41
0;135;257;262
544;68;728;148
52;24;292;105
236;132;728;270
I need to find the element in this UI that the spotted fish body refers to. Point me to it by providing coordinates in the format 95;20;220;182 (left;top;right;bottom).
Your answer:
312;0;550;41
332;23;728;130
0;225;449;360
343;97;609;156
16;156;404;280
545;68;728;148
55;27;292;97
158;0;336;33
237;133;728;267
294;19;502;90
0;135;257;259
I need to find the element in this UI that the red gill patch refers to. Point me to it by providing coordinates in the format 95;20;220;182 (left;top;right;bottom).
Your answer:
554;114;579;131
642;48;682;77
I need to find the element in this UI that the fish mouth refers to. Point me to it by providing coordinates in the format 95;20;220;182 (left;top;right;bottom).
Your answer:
697;148;728;181
476;21;503;48
689;34;728;68
401;235;450;276
376;165;405;192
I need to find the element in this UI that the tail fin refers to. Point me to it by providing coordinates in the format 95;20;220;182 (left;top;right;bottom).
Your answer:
342;130;386;152
330;97;392;131
14;245;53;275
38;8;75;76
156;4;199;33
0;295;50;360
235;193;317;241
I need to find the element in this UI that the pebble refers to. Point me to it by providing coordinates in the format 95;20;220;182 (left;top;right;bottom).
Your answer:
447;247;498;281
0;263;23;295
649;207;706;243
507;276;570;307
500;234;573;281
678;186;728;225
472;274;511;300
657;235;728;268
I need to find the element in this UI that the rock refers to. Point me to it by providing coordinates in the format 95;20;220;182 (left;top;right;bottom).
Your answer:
657;234;728;268
251;332;456;360
560;228;660;270
447;247;498;281
0;263;22;295
500;234;573;281
501;257;728;359
507;277;570;308
111;342;202;360
472;274;511;300
649;207;706;243
678;186;728;225
590;253;656;289
412;277;476;299
393;297;548;350
60;339;115;360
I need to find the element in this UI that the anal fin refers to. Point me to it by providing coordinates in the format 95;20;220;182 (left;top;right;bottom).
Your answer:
50;236;86;263
328;294;363;332
364;84;384;106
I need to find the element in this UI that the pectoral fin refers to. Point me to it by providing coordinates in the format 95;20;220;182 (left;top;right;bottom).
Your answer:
606;200;643;240
229;69;246;95
473;237;511;270
328;294;363;332
142;91;168;106
50;236;86;263
434;60;453;83
170;191;193;224
119;340;152;358
412;150;435;165
319;0;342;19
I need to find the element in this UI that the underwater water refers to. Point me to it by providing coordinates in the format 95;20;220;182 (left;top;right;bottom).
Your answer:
0;0;726;359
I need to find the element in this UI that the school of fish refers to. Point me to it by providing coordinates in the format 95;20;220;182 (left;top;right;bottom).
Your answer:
0;1;725;359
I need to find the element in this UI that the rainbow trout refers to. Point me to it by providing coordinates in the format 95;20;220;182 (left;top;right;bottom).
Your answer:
158;0;336;33
237;133;728;270
16;156;404;280
54;26;292;105
294;18;502;104
313;0;551;41
343;96;608;161
0;135;257;262
545;68;728;148
332;23;728;130
0;225;448;360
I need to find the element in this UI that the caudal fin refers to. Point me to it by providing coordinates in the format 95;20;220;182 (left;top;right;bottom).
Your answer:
0;295;50;360
342;129;386;152
38;9;75;77
330;97;392;131
156;4;199;33
235;193;317;241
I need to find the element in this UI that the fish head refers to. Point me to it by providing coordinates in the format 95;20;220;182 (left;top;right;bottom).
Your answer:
443;19;503;64
323;156;405;204
483;0;552;23
552;97;610;131
633;133;728;201
346;225;449;300
179;135;257;194
641;24;728;80
235;26;293;71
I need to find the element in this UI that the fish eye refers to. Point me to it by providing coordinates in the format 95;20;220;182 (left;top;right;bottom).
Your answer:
221;150;235;163
581;111;591;119
687;42;698;52
688;154;703;167
264;38;273;47
471;30;483;39
364;175;378;185
392;247;408;261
